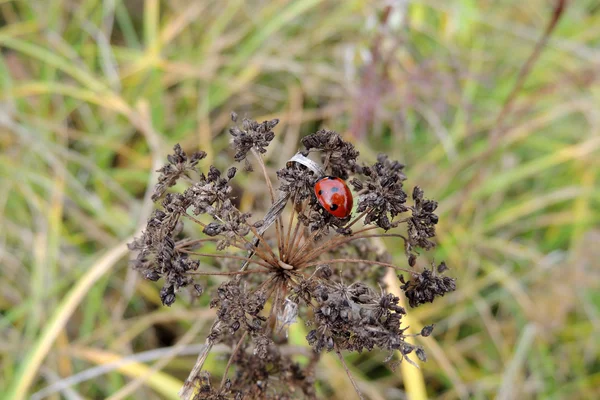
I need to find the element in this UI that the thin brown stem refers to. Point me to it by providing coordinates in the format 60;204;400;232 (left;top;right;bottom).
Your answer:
286;223;303;264
288;227;323;265
288;209;370;266
344;209;369;230
291;229;363;266
178;250;273;270
295;231;409;267
251;148;284;256
251;274;276;295
175;238;219;248
179;322;219;400
183;213;208;228
248;225;279;264
263;277;280;300
334;345;365;400
276;219;285;260
186;269;269;276
349;224;380;236
292;216;410;267
301;258;413;274
236;232;278;267
283;193;297;259
252;148;276;202
176;238;249;254
184;213;267;257
291;226;373;267
349;232;409;242
285;199;308;262
205;213;279;266
298;224;382;267
289;231;317;265
267;280;283;334
220;331;248;388
208;210;278;267
292;240;337;268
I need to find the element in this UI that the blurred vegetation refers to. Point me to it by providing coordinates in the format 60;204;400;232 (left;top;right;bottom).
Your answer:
1;0;599;399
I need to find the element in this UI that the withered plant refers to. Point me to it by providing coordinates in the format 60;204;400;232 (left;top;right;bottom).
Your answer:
129;113;456;399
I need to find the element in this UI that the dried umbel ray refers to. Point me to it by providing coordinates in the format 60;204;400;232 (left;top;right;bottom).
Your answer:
129;114;456;400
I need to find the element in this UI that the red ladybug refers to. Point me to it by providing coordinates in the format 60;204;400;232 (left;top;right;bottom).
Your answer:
314;176;353;218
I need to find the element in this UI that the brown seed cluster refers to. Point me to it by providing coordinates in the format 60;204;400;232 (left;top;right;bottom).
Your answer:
129;114;456;399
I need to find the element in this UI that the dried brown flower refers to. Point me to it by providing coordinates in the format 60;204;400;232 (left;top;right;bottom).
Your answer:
400;263;457;308
229;117;279;162
152;144;207;201
129;114;455;399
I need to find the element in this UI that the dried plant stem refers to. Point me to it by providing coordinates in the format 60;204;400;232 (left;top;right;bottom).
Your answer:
183;213;208;228
302;258;413;274
185;214;248;253
206;213;277;265
344;210;369;230
184;213;274;263
199;206;277;267
263;277;280;302
236;234;278;267
177;238;255;255
247;225;280;264
179;251;273;270
175;237;223;249
288;227;323;265
251;148;284;255
186;269;269;276
352;233;409;242
297;225;382;267
283;193;297;259
179;322;220;400
334;346;365;400
220;331;248;388
348;224;380;236
292;225;381;267
252;148;276;203
266;280;283;332
285;199;308;262
300;224;381;257
251;275;276;295
296;231;409;267
292;235;352;267
287;229;304;264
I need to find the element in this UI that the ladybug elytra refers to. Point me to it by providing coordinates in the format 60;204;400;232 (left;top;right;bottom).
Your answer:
314;176;353;218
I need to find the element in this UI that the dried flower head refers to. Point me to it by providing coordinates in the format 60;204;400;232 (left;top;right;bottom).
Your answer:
130;114;456;399
301;129;360;179
351;154;408;230
152;144;207;201
400;262;457;308
229;116;279;162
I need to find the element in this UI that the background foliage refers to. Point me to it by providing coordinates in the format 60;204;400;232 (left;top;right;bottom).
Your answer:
1;0;599;399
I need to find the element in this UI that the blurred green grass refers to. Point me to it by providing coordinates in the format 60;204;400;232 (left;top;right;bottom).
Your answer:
1;0;599;399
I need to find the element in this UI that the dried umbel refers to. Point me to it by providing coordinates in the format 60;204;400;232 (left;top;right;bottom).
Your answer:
129;114;456;399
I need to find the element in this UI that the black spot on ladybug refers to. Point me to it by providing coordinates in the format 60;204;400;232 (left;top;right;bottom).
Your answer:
318;190;323;195
331;187;339;193
330;204;339;211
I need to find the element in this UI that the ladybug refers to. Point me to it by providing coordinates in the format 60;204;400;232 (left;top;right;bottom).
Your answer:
314;176;353;218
